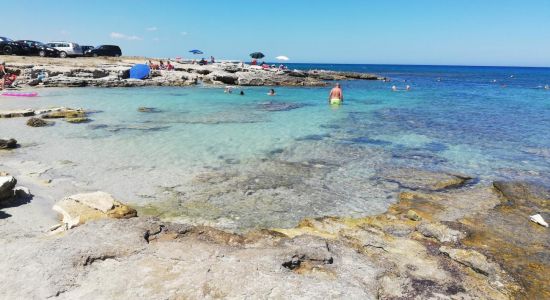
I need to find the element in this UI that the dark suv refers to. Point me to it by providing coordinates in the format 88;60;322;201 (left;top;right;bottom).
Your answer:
85;45;122;57
0;37;24;55
14;40;60;57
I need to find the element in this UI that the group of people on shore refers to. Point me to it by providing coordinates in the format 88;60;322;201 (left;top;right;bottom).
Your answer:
249;59;288;70
148;60;174;71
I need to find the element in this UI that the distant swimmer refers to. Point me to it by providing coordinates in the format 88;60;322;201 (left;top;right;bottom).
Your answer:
328;83;343;105
492;79;497;83
268;88;276;96
224;86;233;94
391;85;398;92
240;90;245;95
545;84;549;90
406;85;411;91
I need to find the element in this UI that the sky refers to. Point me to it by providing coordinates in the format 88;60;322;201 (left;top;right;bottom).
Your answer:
4;0;550;67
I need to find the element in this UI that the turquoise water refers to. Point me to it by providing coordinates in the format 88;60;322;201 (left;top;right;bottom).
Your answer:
1;65;549;230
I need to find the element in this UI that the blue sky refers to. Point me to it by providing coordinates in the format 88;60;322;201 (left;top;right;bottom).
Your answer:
5;0;550;66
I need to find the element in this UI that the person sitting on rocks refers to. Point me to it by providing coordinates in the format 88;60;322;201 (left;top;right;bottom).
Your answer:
199;58;208;66
166;61;174;71
4;73;18;88
159;60;165;70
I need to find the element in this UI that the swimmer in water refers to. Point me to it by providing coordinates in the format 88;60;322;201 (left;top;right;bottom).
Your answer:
268;89;276;96
328;83;343;104
406;85;411;91
391;85;398;92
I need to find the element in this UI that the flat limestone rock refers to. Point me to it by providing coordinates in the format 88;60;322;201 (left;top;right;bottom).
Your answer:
493;181;550;209
52;192;137;231
417;222;465;243
67;191;116;212
439;246;498;276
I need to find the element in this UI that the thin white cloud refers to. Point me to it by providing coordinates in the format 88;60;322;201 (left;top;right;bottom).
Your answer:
110;32;142;41
180;32;188;36
146;27;158;32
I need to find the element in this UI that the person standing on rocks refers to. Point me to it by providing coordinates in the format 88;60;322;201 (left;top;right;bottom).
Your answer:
328;83;343;105
0;61;6;90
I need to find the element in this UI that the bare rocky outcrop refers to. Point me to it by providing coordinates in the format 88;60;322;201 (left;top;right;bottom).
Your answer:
52;191;137;231
4;56;385;88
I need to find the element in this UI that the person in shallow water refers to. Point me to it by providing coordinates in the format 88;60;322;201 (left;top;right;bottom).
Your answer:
240;90;245;95
268;89;276;96
328;83;343;104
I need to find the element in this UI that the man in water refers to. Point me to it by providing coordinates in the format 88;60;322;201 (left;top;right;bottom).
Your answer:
328;83;343;104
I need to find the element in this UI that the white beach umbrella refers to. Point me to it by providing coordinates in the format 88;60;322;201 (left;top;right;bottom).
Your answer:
276;56;289;61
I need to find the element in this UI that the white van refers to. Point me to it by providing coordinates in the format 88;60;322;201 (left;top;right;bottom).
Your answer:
46;41;83;58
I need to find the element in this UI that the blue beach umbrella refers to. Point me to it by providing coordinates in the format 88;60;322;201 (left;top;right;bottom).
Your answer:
189;49;204;55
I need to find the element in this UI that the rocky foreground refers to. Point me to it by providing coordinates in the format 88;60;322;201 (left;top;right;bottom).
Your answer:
0;165;548;299
1;55;384;88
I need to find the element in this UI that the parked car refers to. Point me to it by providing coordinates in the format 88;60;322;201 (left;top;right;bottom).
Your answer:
14;40;60;57
0;37;24;55
45;42;83;58
81;45;94;54
85;45;122;57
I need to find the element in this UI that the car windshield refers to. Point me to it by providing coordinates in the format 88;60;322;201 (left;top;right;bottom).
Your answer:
94;45;104;49
34;41;45;46
1;37;13;42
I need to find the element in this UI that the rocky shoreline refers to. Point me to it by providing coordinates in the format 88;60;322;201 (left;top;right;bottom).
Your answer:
1;157;548;298
2;56;384;88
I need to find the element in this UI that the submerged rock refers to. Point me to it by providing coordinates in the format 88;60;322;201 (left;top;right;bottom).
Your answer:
0;138;18;149
65;117;91;124
26;117;53;127
379;168;472;191
256;101;305;112
137;107;161;113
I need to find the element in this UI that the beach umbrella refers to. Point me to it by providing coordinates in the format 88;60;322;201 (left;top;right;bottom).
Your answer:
189;50;204;55
250;52;265;59
275;55;289;61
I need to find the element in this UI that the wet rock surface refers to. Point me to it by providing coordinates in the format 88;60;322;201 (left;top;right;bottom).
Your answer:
0;163;548;299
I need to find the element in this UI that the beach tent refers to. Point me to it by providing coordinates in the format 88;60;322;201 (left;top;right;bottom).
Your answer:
129;64;150;80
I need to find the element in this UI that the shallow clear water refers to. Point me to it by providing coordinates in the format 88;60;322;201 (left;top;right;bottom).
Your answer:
1;64;549;230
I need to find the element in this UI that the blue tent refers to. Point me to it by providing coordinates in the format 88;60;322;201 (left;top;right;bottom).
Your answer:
129;64;150;80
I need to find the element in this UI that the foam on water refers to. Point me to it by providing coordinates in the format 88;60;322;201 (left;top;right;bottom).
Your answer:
1;65;549;230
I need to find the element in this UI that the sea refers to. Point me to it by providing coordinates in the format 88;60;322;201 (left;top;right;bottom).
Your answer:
1;64;549;230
